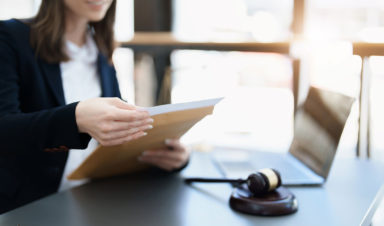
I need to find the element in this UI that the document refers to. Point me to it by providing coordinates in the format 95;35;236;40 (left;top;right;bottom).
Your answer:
146;98;222;116
67;97;223;180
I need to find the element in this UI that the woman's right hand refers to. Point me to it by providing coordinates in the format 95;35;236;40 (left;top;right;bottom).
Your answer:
75;97;153;146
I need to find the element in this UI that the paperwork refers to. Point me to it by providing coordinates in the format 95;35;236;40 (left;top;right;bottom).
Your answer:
146;98;222;116
68;98;222;180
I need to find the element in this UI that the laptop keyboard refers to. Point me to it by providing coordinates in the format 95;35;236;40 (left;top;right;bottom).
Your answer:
216;153;318;183
255;157;312;181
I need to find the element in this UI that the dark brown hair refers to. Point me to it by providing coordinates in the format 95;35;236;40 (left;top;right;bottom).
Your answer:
30;0;116;63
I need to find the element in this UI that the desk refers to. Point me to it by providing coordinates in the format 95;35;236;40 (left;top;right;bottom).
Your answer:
1;152;384;226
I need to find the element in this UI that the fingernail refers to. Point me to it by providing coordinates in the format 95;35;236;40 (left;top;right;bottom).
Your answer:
142;132;148;136
165;139;172;145
147;125;153;130
147;118;154;123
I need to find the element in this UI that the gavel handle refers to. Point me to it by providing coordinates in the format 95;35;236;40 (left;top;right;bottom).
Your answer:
184;178;246;184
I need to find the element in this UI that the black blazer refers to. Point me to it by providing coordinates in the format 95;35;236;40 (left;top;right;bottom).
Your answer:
0;19;121;213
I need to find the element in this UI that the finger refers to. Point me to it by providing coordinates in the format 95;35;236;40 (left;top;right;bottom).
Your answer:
141;150;185;163
103;124;153;140
111;98;137;110
112;99;150;116
164;139;185;152
144;160;174;171
100;131;147;146
135;106;149;112
138;155;180;171
113;109;150;122
109;118;154;132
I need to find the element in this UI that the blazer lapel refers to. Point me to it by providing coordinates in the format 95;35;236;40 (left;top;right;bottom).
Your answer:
39;60;66;106
97;53;113;97
39;54;113;105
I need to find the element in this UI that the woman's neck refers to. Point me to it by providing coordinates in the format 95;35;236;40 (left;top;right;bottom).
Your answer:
65;11;89;47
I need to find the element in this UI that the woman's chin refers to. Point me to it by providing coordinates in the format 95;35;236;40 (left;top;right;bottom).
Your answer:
87;13;108;22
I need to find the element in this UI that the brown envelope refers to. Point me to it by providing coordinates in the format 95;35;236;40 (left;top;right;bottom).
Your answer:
67;106;214;180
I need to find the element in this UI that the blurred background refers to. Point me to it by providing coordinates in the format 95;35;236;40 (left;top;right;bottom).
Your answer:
1;0;384;223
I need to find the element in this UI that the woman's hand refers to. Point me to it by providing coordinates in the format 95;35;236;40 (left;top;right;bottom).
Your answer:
75;97;153;146
138;139;190;171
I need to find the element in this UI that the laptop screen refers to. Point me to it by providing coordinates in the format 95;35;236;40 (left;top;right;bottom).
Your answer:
289;87;355;179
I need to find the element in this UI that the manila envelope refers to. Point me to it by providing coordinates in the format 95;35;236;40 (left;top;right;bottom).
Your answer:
68;105;214;180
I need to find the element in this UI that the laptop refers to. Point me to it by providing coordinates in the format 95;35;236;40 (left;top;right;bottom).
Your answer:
212;87;355;186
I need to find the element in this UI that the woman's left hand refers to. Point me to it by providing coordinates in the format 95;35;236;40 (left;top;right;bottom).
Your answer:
138;139;190;171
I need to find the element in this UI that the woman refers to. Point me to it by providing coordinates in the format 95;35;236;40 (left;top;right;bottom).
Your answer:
0;0;189;213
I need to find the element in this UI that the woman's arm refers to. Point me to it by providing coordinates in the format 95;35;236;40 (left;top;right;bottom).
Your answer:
0;22;152;155
0;103;91;155
0;24;91;155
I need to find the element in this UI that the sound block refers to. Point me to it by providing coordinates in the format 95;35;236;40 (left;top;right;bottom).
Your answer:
229;185;298;216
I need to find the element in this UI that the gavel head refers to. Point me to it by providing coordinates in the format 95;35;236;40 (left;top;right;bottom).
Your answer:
246;168;282;195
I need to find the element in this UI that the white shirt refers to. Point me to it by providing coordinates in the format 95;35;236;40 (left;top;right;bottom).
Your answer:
58;34;102;192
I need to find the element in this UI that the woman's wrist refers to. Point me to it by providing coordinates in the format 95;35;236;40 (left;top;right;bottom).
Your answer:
75;101;86;133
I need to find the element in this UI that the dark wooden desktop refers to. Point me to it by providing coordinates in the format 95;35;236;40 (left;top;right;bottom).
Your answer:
1;151;384;226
